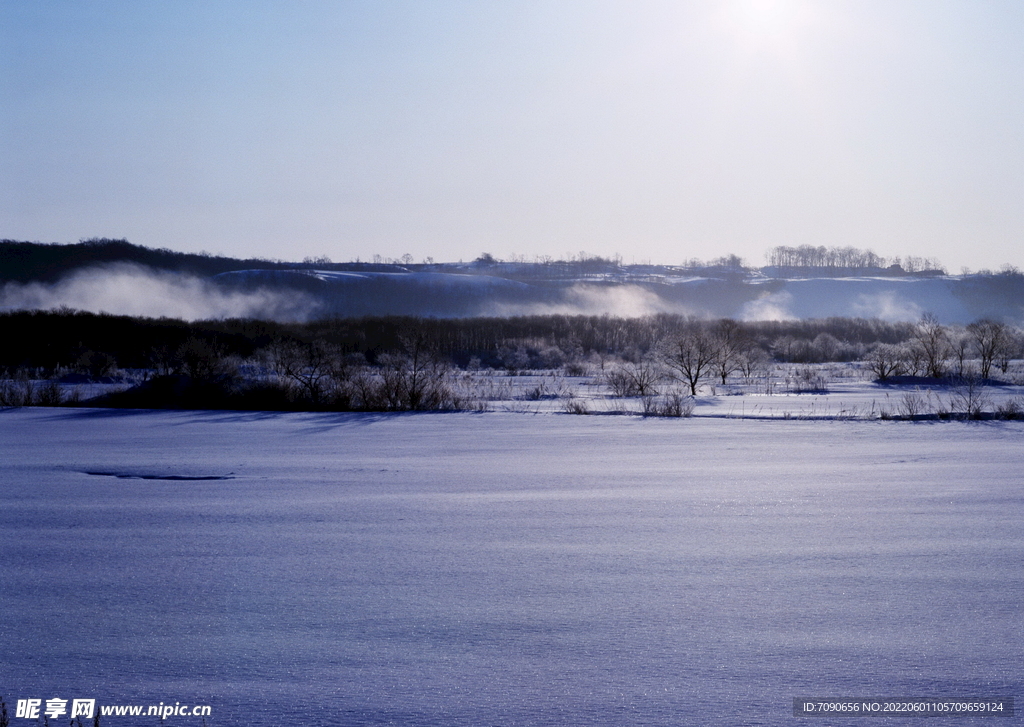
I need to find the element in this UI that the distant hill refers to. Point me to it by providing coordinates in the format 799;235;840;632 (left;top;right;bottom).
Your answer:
0;238;291;282
1;239;1022;324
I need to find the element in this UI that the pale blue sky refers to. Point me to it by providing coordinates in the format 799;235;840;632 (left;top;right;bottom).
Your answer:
2;1;1022;269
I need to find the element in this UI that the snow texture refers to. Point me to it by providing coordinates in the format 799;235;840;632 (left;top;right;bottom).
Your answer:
1;409;1021;726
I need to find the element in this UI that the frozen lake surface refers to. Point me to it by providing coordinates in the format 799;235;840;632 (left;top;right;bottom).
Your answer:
1;408;1021;725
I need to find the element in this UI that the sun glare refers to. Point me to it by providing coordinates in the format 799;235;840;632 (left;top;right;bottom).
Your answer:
721;0;814;53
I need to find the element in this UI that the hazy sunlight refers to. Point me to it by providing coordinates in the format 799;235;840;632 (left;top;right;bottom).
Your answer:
720;0;817;54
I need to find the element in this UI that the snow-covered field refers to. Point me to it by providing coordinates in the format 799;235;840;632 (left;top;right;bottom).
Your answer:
1;407;1021;725
456;362;1024;420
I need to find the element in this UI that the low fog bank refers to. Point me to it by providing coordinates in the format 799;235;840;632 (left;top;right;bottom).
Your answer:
214;270;675;319
1;263;1021;325
739;278;978;324
217;270;766;319
483;283;697;318
0;264;321;321
216;271;1024;324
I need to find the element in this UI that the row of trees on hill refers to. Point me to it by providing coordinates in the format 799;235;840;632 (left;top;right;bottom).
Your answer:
764;245;944;272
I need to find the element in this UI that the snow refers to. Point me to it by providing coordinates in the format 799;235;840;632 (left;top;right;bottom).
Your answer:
1;408;1021;725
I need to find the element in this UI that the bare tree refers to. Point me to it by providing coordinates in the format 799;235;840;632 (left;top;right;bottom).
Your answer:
866;343;904;381
712;319;744;384
948;375;990;420
914;313;950;378
771;335;802;363
967;319;1008;380
661;326;718;395
175;337;233;383
810;332;840;362
896;341;926;377
947;327;973;377
148;344;175;376
77;350;118;379
366;334;457;411
399;333;445;410
736;347;771;384
604;359;662;397
997;329;1021;374
266;339;338;404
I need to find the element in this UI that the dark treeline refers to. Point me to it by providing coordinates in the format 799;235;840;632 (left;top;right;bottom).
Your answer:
1;309;926;374
3;309;1021;412
0;238;295;283
0;309;285;371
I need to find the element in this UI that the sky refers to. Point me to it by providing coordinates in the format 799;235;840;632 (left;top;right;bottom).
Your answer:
2;0;1022;271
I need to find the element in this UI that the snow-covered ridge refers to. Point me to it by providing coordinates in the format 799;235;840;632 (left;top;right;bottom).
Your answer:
215;268;533;288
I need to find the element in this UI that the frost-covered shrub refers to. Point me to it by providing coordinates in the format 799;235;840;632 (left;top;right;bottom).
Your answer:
0;372;72;407
866;344;905;381
537;346;565;369
737;348;771;384
787;367;829;393
352;353;462;411
175;337;235;383
897;390;927;418
468;377;514;402
811;333;840;361
604;369;635;397
561;394;589;414
996;397;1023;420
914;314;951;379
0;378;30;407
1007;363;1024;386
523;382;550;400
564;360;589;377
76;350;118;379
642;391;694;417
34;380;67;407
947;377;990;420
604;361;662;397
496;344;531;372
